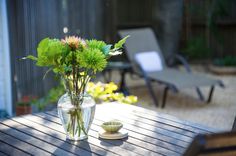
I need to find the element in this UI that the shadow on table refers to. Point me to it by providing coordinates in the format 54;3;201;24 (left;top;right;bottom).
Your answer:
99;137;128;146
53;140;93;156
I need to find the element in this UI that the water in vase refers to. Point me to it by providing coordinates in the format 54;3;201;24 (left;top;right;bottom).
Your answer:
58;93;96;140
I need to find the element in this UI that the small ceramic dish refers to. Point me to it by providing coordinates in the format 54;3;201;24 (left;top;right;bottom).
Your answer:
101;121;123;133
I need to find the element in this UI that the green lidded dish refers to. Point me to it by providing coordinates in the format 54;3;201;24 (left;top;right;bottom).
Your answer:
101;121;123;133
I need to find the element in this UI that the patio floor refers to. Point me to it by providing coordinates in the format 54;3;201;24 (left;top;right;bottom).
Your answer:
99;65;236;131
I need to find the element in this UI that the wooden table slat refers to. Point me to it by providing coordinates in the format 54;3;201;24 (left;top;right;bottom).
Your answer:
11;116;118;156
1;119;97;156
46;111;186;154
0;123;76;156
95;111;193;142
46;112;189;151
131;110;210;133
95;109;197;138
49;110;193;137
0;151;9;156
46;111;190;148
21;114;140;156
90;124;182;156
0;103;218;156
0;141;30;156
50;104;213;134
109;104;217;132
46;110;190;150
0;131;51;156
42;112;181;156
34;113;164;156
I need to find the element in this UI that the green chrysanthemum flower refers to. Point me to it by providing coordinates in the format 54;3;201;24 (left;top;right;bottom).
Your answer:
78;49;107;72
86;39;106;50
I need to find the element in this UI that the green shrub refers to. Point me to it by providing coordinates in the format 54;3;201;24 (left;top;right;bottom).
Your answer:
213;56;236;66
182;36;211;60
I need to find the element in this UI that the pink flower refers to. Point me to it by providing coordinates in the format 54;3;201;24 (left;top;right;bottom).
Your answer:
21;95;37;103
61;36;86;50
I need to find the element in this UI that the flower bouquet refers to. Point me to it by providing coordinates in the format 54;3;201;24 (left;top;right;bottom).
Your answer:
25;35;129;140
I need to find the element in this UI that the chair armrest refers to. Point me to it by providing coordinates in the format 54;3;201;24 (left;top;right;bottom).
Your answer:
174;54;192;73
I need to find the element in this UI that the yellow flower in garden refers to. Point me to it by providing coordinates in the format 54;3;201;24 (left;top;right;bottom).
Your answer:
87;82;138;104
111;93;125;101
87;82;95;89
105;82;118;93
122;95;138;104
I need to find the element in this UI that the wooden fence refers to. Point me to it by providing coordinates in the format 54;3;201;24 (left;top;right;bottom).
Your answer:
182;0;236;57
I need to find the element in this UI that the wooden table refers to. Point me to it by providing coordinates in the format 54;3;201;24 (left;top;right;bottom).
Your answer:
0;103;217;156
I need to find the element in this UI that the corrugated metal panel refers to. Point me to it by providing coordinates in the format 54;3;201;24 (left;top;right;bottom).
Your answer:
7;0;106;112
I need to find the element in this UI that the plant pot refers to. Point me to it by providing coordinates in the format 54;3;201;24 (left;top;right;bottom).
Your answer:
57;93;96;141
16;106;32;116
208;64;236;75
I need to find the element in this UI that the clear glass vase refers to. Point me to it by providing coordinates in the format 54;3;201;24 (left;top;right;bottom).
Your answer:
57;93;96;141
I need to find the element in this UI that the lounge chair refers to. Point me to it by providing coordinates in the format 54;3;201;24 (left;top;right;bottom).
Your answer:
184;131;236;156
118;27;224;108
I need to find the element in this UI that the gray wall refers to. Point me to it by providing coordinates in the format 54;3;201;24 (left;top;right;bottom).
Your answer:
0;0;12;115
0;0;4;109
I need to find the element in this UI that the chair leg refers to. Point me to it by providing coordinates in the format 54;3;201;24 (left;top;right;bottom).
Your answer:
162;87;169;108
207;86;214;103
196;87;205;101
103;70;112;82
232;116;236;131
145;78;159;106
119;69;129;95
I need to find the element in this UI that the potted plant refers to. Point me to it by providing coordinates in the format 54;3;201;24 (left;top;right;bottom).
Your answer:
16;95;37;116
209;56;236;75
24;35;129;141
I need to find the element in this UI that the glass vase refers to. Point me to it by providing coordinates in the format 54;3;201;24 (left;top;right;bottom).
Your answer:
57;93;96;141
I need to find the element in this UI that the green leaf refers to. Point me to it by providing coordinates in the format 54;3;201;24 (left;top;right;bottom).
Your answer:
48;40;63;57
37;38;49;57
35;38;66;67
53;67;63;73
114;35;130;49
102;45;112;56
64;66;72;74
36;38;52;66
36;56;50;66
22;55;38;61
